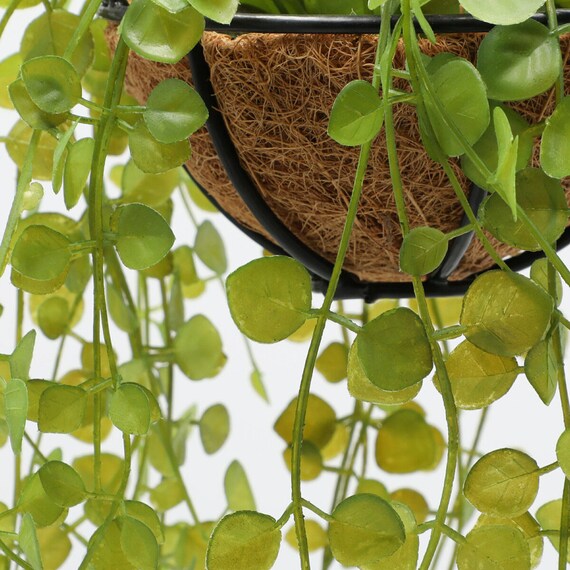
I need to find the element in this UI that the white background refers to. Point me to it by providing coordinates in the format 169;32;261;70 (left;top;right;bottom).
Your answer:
0;5;568;569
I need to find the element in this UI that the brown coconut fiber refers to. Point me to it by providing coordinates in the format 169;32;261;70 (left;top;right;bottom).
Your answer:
105;24;570;283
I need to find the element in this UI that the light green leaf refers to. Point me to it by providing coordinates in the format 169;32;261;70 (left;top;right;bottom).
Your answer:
120;160;178;207
464;449;539;518
459;0;545;25
316;342;348;383
556;429;570;480
206;511;281;570
124;501;164;545
11;225;71;282
38;385;87;433
73;453;124;494
355;307;432;391
194;221;227;275
524;338;559;405
400;227;448;276
112;203;175;270
119;516;159;570
477;19;561;101
19;513;43;570
17;473;65;528
37;526;72;570
144;79;208;143
460;271;553;357
129;119;190;174
52;120;79;195
173;315;226;380
224;460;256;511
199;403;230;454
328;80;384;146
38;461;86;508
282;441;323;481
286;519;328;553
11;330;36;381
226;256;312;343
188;0;238;23
150;478;185;512
0;53;22;109
329;494;405;567
250;370;269;403
541;96;570;178
536;500;570;562
4;378;28;454
109;383;151;435
64;138;94;210
21;56;81;114
121;0;204;64
530;258;563;306
9;79;67;130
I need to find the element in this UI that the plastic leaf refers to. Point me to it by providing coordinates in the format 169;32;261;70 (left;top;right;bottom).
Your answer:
206;511;281;570
224;460;256;511
541;96;570;178
0;53;22;109
64;138;94;210
112;203;175;270
11;225;71;282
73;453;124;494
119;516;159;570
19;513;43;570
477;20;561;101
9;79;67;130
328;494;405;567
460;271;553;357
328;80;384;146
121;0;205;64
129;119;190;174
109;383;151;435
375;409;441;473
355;307;432;391
464;449;539;518
457;524;530;569
459;0;546;25
524;338;559;405
21;56;81;114
274;394;336;449
120;159;179;207
150;478;184;512
194;221;227;275
173;315;226;380
86;519;135;570
400;227;448;275
282;441;323;481
38;385;87;433
556;429;570;480
144;79;208;143
4;378;28;454
199;403;230;454
536;500;570;562
37;526;72;570
124;501;164;545
316;342;348;383
17;473;65;528
38;461;86;508
226;256;312;343
188;0;238;24
286;519;327;552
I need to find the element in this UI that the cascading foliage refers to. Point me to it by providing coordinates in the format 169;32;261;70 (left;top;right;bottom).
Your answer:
1;0;570;568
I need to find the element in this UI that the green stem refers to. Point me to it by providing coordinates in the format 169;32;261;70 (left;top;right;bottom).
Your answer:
63;0;102;61
0;0;24;39
559;479;570;570
0;539;32;570
0;131;40;277
321;310;361;333
301;499;334;523
159;279;175;422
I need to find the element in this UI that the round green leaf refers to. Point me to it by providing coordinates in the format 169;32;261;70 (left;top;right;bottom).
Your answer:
112;203;175;270
464;449;539;517
64;138;94;210
109;383;152;435
194;221;227;275
199;403;230;454
460;271;553;357
37;296;70;339
225;460;256;512
426;58;490;156
9;79;67;130
38;461;86;508
121;0;205;64
477;20;561;101
23;182;44;212
437;340;519;409
0;53;22;109
188;0;238;24
38;385;87;433
21;11;94;76
285;519;327;553
37;526;72;570
328;80;384;146
536;500;570;561
12;225;71;282
481;168;568;251
400;227;448;275
17;473;65;528
524;338;559;405
347;341;421;405
119;515;159;570
356;307;432;391
120;159;179;207
556;429;570;480
459;0;545;24
173;315;226;380
375;409;441;473
457;525;531;570
541;96;570;178
21;56;81;114
4;378;28;454
226;256;312;343
206;511;281;570
144;79;208;144
124;501;164;545
530;258;563;306
282;441;323;481
328;494;405;567
274;394;336;449
129;119;191;174
149;478;185;512
316;342;348;383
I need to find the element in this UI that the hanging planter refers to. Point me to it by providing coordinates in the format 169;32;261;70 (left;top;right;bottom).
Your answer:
101;4;570;300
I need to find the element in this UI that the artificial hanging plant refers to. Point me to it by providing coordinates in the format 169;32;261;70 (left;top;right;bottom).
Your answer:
1;0;570;569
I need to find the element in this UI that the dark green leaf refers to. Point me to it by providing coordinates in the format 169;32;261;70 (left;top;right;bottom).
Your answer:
541;96;570;178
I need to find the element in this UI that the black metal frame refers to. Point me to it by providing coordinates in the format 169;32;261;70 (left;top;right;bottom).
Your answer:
101;3;570;300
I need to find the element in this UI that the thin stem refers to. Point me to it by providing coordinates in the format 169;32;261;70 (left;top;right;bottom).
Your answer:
301;499;334;523
0;539;32;570
63;0;103;62
0;0;24;39
321;310;361;334
559;479;570;569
